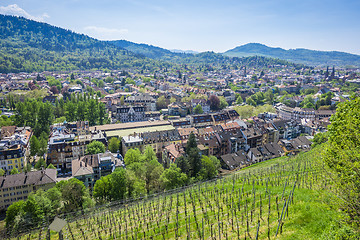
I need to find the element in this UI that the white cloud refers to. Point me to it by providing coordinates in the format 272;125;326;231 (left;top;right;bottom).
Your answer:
0;4;49;22
83;26;128;40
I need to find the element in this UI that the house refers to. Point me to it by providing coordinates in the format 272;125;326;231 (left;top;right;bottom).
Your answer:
220;150;249;170
72;152;122;189
162;143;183;165
168;102;187;117
198;135;221;157
178;127;198;141
125;93;156;112
0;126;32;174
272;119;301;139
191;99;210;113
241;127;263;149
47;124;107;174
264;142;284;158
121;134;144;155
190;114;213;127
0;169;57;210
141;129;181;159
247;147;263;163
114;105;146;123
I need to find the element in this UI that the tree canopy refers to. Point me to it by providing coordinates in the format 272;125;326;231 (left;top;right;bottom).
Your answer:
323;97;360;225
86;141;106;155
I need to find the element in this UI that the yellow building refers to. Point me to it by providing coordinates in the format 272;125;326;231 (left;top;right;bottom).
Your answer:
0;169;57;210
0;126;32;174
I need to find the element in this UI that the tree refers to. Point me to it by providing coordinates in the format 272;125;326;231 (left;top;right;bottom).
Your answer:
50;86;59;95
87;99;99;126
5;200;25;231
209;95;220;111
219;96;228;110
98;102;107;125
126;170;146;198
160;163;188;190
300;95;315;109
186;132;201;177
0;168;5;176
56;178;88;212
45;187;62;213
142;145;157;162
170;97;176;103
109;168;127;200
188;148;201;178
144;159;164;194
193;104;204;114
47;164;56;169
22;193;43;226
86;141;105;155
35;158;47;170
264;89;274;104
10;168;19;175
323;97;360;224
199;156;220;180
38;136;48;156
108;137;120;153
236;95;243;105
186;132;197;153
124;148;142;165
246;97;257;107
30;135;39;156
156;95;167;110
176;156;190;175
93;175;111;202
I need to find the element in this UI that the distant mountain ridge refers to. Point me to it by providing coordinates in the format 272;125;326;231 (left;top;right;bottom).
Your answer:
0;14;304;73
170;49;199;54
108;40;188;60
224;43;360;66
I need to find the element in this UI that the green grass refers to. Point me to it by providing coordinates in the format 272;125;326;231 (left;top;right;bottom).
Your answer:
13;146;359;239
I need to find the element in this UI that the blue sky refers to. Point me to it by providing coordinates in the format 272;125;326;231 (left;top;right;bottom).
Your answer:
1;0;360;54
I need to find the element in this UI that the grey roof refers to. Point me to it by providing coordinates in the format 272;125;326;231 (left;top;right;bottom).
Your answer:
0;169;57;189
221;150;249;170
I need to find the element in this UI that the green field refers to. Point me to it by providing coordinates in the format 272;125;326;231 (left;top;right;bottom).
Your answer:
12;146;357;239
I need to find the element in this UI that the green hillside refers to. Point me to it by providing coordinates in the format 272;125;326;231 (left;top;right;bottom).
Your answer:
0;15;305;73
109;40;305;69
0;14;169;73
11;146;357;239
224;43;360;67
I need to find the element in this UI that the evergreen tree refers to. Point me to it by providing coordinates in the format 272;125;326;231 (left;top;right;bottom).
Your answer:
186;132;201;177
325;66;329;79
331;66;335;79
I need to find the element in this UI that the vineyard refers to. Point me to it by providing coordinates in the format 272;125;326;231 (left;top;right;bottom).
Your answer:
11;147;349;239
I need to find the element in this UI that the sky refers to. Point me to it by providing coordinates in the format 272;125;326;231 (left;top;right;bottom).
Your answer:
1;0;360;54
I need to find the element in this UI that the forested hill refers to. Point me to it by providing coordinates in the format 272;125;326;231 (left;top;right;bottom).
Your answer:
0;14;169;73
109;40;304;69
109;40;190;61
224;43;360;67
0;15;304;73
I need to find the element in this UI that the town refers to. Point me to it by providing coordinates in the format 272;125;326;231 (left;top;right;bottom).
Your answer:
0;64;359;212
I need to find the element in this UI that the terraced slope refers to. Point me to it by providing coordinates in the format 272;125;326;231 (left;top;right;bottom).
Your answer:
13;147;354;239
